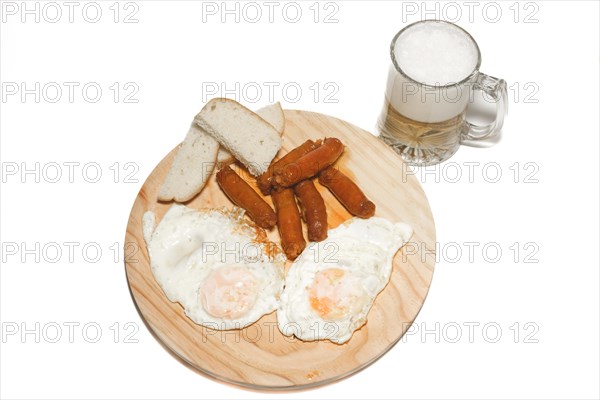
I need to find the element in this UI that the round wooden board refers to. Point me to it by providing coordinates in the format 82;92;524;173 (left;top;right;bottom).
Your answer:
124;110;436;390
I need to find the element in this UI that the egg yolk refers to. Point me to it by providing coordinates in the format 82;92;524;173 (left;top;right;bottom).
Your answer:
199;265;258;319
308;268;365;321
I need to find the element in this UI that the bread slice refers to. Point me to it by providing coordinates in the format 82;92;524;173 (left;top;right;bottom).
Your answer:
257;101;285;133
216;102;286;168
195;98;282;176
157;123;219;202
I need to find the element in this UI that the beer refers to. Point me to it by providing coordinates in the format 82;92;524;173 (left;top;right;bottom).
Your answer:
378;20;507;166
379;101;466;165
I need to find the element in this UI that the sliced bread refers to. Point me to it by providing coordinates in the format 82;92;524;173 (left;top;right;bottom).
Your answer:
257;101;285;133
216;102;286;168
195;98;282;176
157;123;218;202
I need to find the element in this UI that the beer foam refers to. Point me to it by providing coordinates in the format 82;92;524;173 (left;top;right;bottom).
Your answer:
393;21;479;86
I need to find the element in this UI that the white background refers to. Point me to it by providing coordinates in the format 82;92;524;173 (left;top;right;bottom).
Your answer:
1;1;599;399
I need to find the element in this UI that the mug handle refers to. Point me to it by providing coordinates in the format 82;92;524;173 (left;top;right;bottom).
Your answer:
462;72;508;147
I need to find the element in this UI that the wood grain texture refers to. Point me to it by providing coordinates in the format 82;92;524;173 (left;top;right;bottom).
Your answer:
124;110;436;390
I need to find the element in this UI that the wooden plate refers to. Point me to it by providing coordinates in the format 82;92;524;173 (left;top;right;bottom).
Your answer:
124;110;436;390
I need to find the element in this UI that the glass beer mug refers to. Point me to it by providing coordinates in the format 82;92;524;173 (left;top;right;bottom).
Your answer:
378;20;508;166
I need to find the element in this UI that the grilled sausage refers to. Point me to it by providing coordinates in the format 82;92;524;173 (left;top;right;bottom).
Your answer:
271;188;306;260
273;137;344;187
256;139;320;195
318;167;375;218
294;180;327;242
216;166;276;229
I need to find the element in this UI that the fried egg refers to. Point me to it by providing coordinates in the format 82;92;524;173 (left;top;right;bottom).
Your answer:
143;204;285;330
277;217;413;344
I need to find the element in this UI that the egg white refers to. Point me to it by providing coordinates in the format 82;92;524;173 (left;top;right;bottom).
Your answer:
143;204;285;330
277;217;413;344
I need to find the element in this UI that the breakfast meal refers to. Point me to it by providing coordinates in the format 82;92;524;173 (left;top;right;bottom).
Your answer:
143;97;413;344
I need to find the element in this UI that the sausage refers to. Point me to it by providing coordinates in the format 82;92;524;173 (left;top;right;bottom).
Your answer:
256;140;320;195
273;137;344;188
216;166;277;229
294;180;328;242
318;167;376;218
271;188;306;260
